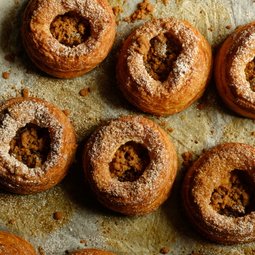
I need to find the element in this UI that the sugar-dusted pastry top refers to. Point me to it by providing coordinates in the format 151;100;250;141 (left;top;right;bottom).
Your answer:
182;143;255;244
83;115;178;215
215;21;255;118
0;97;77;194
21;0;116;78
117;17;212;116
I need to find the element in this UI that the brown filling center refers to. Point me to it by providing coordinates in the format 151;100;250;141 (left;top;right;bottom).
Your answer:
50;11;90;47
9;123;51;168
245;58;255;92
143;32;181;82
210;170;254;217
109;141;150;182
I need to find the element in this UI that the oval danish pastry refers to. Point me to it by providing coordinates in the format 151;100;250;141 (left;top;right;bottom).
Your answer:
215;22;255;119
116;18;212;116
21;0;116;78
83;115;178;215
71;248;116;255
0;97;77;194
182;143;255;244
0;231;36;255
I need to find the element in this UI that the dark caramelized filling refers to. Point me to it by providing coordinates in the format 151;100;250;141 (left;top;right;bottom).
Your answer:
210;170;254;217
245;58;255;92
9;123;51;168
109;141;150;182
50;11;90;47
143;32;181;82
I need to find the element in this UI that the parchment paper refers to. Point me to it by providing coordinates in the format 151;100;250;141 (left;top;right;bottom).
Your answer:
0;0;255;254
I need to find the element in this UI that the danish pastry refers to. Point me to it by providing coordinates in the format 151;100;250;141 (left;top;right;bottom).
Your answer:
215;22;255;119
116;18;212;116
83;115;178;215
0;231;36;255
0;96;77;194
21;0;116;78
182;143;255;244
71;248;116;255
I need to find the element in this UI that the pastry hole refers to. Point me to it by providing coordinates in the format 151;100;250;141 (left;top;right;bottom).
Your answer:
142;32;181;82
9;123;51;168
50;11;91;47
109;141;150;182
245;58;255;92
210;170;255;217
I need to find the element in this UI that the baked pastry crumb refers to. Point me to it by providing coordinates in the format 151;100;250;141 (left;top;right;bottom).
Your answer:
53;211;64;220
124;0;154;23
79;87;91;97
2;71;10;79
181;151;193;167
38;246;46;255
22;88;29;97
160;246;170;254
161;0;169;5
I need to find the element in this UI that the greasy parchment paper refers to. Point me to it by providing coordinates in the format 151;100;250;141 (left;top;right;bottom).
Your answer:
0;0;255;254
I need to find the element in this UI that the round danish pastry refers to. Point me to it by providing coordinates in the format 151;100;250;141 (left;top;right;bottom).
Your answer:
116;18;212;116
215;22;255;119
0;231;36;255
21;0;116;78
71;248;116;255
0;96;77;194
182;143;255;244
83;115;178;215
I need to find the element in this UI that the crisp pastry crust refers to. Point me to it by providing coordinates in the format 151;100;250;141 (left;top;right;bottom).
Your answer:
0;97;77;194
116;17;212;116
215;22;255;119
182;143;255;244
0;231;36;255
21;0;116;78
71;248;116;255
83;115;178;216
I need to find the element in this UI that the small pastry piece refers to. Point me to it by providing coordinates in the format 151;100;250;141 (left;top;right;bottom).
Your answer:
71;248;116;255
116;18;212;116
0;231;36;255
215;22;255;119
21;0;116;78
0;97;77;194
83;115;178;215
182;143;255;244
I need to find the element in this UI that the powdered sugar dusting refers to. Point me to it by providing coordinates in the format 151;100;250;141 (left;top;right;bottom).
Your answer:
30;0;113;58
185;143;255;242
0;100;63;180
86;116;176;208
126;18;199;95
228;24;255;104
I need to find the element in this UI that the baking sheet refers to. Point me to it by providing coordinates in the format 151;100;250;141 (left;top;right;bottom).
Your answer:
0;0;255;254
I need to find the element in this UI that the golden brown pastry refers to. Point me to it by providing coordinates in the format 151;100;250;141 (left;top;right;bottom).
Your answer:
116;18;212;116
182;143;255;244
0;231;36;255
71;248;116;255
21;0;116;78
83;115;178;215
0;96;77;194
215;22;255;119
